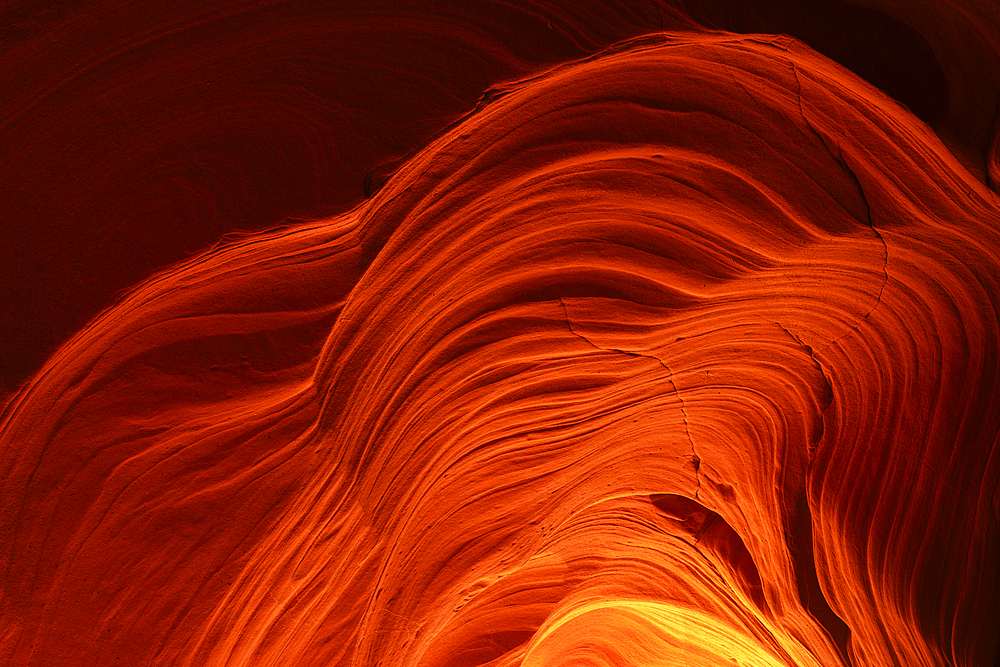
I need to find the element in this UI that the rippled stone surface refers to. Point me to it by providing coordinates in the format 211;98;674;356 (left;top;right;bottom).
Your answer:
2;3;998;666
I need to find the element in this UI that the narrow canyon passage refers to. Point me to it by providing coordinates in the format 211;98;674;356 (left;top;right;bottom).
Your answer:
1;2;998;666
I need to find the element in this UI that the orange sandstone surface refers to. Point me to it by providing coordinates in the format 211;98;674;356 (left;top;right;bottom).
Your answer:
1;4;998;667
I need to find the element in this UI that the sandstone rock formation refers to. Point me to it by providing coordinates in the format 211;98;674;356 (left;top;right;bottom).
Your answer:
2;2;998;666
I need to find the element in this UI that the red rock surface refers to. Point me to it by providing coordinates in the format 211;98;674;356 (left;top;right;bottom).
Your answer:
2;2;998;666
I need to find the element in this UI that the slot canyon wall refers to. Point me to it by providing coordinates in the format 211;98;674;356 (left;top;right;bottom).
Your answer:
2;1;999;665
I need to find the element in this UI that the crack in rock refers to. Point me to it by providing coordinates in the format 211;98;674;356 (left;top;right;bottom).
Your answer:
770;320;835;456
788;58;889;354
559;298;702;498
825;153;889;352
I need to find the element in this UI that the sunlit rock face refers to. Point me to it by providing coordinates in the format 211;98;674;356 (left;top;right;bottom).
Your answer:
2;4;999;667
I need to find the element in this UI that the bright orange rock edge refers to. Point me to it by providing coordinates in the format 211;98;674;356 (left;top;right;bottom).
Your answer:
2;32;998;667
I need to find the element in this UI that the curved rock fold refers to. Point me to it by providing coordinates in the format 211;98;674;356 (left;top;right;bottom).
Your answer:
2;9;998;667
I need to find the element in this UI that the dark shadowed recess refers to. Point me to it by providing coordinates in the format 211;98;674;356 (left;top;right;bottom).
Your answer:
651;492;854;663
0;0;951;397
672;0;947;127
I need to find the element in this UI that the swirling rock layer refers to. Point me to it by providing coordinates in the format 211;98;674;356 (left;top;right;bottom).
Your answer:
2;5;999;667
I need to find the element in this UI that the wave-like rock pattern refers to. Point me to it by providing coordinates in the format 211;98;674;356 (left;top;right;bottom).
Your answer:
2;21;999;667
0;0;698;395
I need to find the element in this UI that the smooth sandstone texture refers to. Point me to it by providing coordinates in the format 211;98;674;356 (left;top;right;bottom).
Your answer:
2;7;999;667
